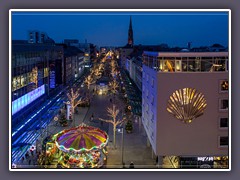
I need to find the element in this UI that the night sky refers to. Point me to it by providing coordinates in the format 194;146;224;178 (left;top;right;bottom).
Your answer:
11;11;229;48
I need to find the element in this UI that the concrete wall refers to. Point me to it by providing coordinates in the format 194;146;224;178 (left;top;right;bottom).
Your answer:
142;65;228;157
156;72;228;156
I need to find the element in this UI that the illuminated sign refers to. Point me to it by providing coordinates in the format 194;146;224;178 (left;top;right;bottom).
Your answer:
49;63;55;88
197;157;214;161
50;70;55;88
12;85;45;115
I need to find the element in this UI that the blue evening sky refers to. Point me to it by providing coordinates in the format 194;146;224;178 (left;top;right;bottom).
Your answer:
11;11;229;47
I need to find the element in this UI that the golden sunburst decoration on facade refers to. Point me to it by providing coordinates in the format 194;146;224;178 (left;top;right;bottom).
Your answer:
167;88;207;123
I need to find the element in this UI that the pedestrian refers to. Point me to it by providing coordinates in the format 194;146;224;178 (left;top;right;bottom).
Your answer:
21;156;24;163
122;162;126;168
129;161;134;168
28;159;31;165
30;150;34;156
90;113;94;121
25;152;29;159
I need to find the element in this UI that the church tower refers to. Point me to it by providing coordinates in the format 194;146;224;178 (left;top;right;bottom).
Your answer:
128;16;134;47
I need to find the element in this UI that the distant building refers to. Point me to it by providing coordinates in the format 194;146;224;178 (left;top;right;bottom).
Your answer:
62;45;85;85
128;16;134;47
64;39;79;47
63;39;97;68
28;30;55;44
142;51;229;168
119;16;136;68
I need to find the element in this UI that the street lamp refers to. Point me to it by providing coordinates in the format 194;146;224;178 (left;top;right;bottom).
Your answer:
117;126;124;166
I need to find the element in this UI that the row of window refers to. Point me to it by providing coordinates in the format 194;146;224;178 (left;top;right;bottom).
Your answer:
143;72;228;94
12;67;49;92
142;56;228;72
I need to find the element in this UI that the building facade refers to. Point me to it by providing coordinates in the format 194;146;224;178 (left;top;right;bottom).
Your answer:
63;45;85;85
28;30;55;44
141;51;229;168
12;42;64;125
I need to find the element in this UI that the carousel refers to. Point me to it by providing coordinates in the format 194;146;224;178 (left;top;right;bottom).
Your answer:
45;124;109;168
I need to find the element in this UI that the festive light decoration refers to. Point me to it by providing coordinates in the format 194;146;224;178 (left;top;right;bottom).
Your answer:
30;145;36;151
109;79;119;95
53;125;109;153
167;88;207;123
84;75;94;90
31;67;38;88
12;163;17;168
66;88;84;126
99;104;126;148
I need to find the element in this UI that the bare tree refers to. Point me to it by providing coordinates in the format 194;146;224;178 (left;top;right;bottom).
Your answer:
99;104;125;149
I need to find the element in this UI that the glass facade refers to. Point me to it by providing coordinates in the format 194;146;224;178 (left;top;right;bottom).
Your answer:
143;52;228;72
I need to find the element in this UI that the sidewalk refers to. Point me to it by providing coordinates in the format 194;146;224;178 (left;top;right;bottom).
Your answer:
15;84;157;169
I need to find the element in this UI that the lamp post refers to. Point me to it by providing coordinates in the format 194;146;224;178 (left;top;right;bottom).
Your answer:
117;126;124;166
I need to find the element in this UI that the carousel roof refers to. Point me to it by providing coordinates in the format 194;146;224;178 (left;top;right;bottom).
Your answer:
53;125;108;153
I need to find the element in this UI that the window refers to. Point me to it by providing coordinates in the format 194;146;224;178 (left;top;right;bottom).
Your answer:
146;104;149;113
151;131;154;140
146;89;149;98
219;80;228;92
175;60;182;72
220;117;228;129
151;95;154;105
219;99;229;110
219;136;228;147
151;78;154;87
150;111;154;122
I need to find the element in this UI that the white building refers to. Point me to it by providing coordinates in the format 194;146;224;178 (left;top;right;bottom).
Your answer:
142;51;229;168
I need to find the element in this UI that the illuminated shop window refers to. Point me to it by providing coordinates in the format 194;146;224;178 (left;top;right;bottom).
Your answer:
175;60;182;72
220;80;228;92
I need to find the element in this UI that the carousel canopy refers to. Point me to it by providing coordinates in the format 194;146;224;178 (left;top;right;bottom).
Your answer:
53;125;108;153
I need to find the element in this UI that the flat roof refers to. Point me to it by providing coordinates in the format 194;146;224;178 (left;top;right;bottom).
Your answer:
143;51;228;57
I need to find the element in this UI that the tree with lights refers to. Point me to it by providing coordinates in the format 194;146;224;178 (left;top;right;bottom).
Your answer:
66;88;84;127
84;75;94;90
99;104;125;149
109;79;119;96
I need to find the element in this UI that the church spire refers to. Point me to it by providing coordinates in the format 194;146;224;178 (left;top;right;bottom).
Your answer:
128;16;134;47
